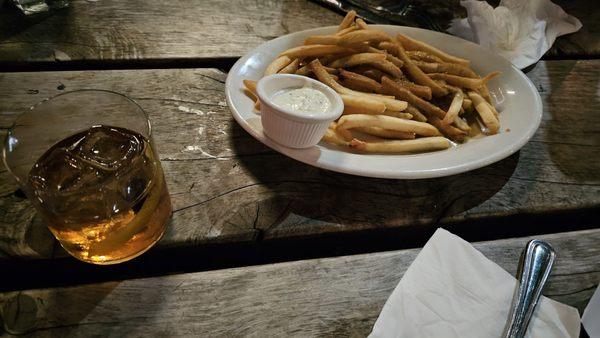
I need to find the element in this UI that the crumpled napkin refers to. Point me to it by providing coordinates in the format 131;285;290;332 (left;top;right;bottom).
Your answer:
582;285;600;338
448;0;582;69
369;228;581;338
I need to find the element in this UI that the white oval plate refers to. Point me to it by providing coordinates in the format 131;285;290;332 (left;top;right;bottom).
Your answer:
225;25;542;179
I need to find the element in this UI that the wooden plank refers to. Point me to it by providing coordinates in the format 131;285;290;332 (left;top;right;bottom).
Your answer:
0;0;342;65
0;0;596;67
0;60;599;260
0;229;597;336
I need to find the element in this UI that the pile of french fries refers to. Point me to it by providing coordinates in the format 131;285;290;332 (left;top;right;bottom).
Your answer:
243;11;501;154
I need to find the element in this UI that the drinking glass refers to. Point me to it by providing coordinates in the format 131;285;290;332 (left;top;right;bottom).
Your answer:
3;89;172;264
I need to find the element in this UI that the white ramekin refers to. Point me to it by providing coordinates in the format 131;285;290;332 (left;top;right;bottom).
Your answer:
256;74;344;149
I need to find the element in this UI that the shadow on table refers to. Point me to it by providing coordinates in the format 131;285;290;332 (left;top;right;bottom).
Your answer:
533;60;600;183
229;128;518;242
0;3;72;65
0;282;119;335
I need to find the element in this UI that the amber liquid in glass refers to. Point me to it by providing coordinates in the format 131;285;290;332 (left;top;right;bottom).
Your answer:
27;125;171;264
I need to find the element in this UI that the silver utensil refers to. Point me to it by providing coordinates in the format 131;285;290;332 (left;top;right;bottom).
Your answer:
10;0;68;15
317;0;443;31
504;240;556;338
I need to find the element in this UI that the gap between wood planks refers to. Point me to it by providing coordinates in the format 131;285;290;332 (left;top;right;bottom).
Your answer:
0;57;239;73
1;54;599;73
0;205;598;292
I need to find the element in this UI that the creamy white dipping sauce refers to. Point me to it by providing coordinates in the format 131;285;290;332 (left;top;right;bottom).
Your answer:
271;87;330;114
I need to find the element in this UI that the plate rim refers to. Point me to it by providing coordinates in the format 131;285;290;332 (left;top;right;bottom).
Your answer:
225;25;543;179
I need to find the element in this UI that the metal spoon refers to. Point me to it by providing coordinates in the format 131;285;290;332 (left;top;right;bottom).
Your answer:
504;240;556;338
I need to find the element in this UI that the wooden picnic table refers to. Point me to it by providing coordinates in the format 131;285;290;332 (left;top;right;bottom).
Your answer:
1;229;598;336
0;0;598;336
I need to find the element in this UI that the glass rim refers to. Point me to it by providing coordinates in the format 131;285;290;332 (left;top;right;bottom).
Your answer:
2;89;152;184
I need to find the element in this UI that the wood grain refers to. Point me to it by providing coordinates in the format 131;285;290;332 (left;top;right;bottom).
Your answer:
0;0;342;65
0;60;599;260
0;0;596;68
0;229;597;336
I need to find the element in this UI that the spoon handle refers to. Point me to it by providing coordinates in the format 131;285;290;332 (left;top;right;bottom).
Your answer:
504;240;556;338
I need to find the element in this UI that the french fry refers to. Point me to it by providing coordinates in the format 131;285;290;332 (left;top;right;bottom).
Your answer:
319;53;355;65
397;33;470;66
338;69;383;93
280;45;350;59
438;63;478;78
295;64;337;76
436;81;478;116
322;128;349;146
328;53;387;68
355;18;369;30
338;10;357;32
350;65;386;81
337;114;441;136
463;98;472;111
345;43;386;54
405;105;428;122
335;25;359;36
478;85;493;104
470;78;495;114
370;59;403;78
243;80;261;111
340;94;386;115
386;53;404;68
335;125;354;141
485;100;499;118
304;35;340;45
380;111;413;119
429;116;467;142
453;116;471;132
265;56;292;75
411;60;437;73
363;69;385;82
381;77;446;119
468;91;499;134
338;30;390;46
349;137;451;153
376;97;408;111
379;41;448;97
429;72;501;90
406;50;443;63
278;58;300;74
441;91;464;126
413;60;478;78
393;78;432;100
243;79;258;97
338;78;370;93
310;59;347;90
438;81;460;93
310;60;407;111
354;127;416;139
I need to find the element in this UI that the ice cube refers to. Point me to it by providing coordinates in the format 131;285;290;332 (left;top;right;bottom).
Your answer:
117;145;156;206
71;126;143;172
28;126;156;225
28;146;83;197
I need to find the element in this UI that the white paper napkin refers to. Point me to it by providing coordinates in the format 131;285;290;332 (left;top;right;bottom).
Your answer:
582;285;600;338
448;0;582;69
369;228;581;338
